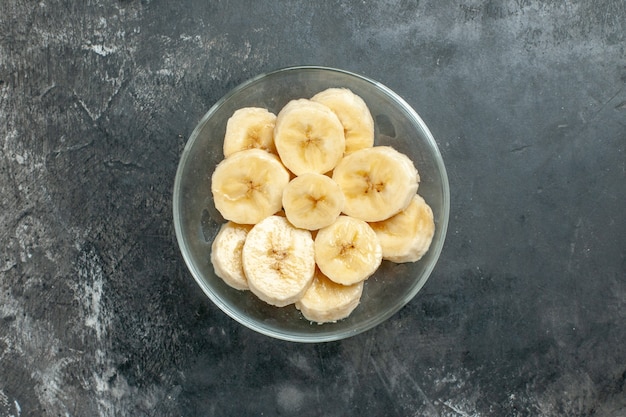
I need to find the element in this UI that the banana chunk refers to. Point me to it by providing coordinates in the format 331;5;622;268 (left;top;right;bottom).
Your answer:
311;88;374;154
369;194;435;263
223;107;277;157
332;146;419;222
282;173;345;230
211;148;290;224
242;216;316;307
295;268;364;324
210;222;253;290
314;215;382;286
274;99;346;175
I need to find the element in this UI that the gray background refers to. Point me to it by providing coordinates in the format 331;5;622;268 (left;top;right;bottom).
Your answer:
1;0;625;416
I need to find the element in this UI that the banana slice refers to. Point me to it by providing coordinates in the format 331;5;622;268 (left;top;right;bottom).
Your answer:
369;194;435;263
295;268;364;324
282;173;345;230
311;88;374;154
332;146;419;222
242;215;316;307
314;215;382;285
211;148;290;224
210;222;253;290
274;99;346;175
223;107;277;157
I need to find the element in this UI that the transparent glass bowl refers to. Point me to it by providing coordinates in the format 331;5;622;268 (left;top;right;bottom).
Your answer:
173;66;450;342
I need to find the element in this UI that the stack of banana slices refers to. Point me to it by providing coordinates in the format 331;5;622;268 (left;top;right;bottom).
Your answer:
210;88;435;324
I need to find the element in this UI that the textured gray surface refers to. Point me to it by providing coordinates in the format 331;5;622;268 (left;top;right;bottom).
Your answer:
1;0;625;416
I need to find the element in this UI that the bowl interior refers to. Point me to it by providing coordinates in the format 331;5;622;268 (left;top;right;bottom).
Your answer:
173;66;450;342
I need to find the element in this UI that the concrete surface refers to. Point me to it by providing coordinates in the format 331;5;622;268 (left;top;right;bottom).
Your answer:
1;0;625;416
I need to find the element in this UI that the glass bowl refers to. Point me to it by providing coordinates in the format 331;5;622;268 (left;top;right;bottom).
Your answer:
173;66;450;342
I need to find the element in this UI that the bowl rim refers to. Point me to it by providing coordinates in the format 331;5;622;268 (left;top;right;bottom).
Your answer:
173;65;450;342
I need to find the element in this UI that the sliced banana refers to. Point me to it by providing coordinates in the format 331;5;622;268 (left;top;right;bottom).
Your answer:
211;148;290;224
332;146;419;222
274;99;346;175
210;94;433;322
242;216;315;307
223;107;277;157
282;173;345;230
314;215;382;286
210;222;253;290
295;268;364;324
311;88;374;154
369;194;435;263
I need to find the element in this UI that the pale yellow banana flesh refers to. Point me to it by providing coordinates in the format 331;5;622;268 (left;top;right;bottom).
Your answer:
208;89;437;323
242;216;316;307
274;99;346;175
295;268;364;324
332;146;419;222
223;107;277;157
369;194;435;263
311;88;374;154
282;173;345;230
211;149;290;224
210;222;253;290
314;215;382;286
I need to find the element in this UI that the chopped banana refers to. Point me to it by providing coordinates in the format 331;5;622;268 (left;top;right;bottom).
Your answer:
332;146;419;222
314;215;382;286
295;268;364;324
223;107;277;157
242;216;315;307
210;222;253;290
311;87;374;154
211;148;290;224
282;173;345;230
274;99;345;175
370;194;435;263
208;88;436;323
